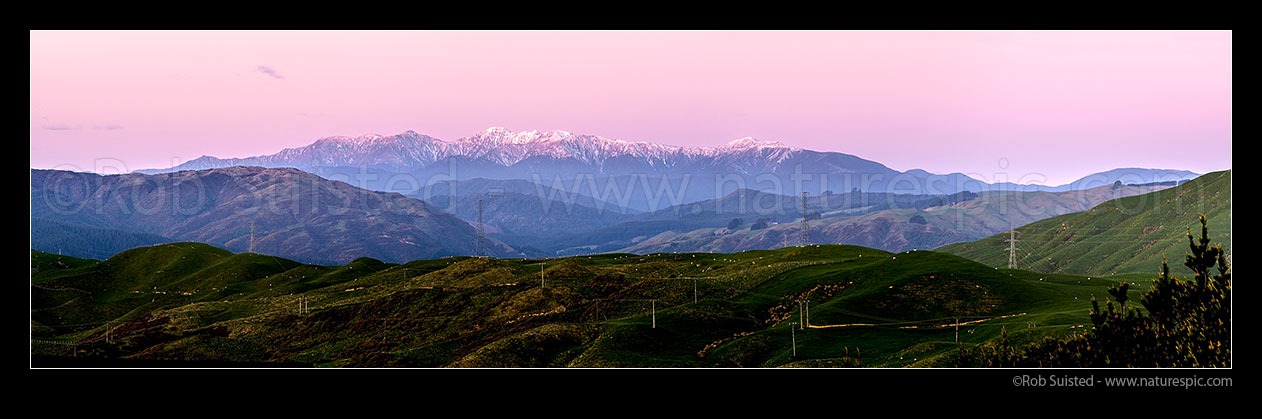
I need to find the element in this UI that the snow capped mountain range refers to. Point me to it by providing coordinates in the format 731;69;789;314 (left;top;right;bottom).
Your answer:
160;127;802;174
140;127;1199;199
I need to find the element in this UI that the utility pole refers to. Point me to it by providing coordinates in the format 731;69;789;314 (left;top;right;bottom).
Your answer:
805;300;810;328
790;322;798;357
799;300;805;330
693;279;697;303
955;316;960;343
651;300;656;328
540;261;545;288
249;220;255;253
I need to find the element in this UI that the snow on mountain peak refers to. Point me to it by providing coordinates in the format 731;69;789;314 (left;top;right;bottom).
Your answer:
721;137;789;150
313;133;390;146
173;127;808;172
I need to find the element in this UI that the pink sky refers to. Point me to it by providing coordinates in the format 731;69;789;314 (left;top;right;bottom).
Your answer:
30;30;1231;185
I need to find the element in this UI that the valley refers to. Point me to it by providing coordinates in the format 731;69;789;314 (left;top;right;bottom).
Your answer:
32;242;1155;367
27;29;1233;375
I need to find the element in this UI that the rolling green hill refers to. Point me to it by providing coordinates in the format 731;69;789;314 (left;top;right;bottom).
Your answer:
31;250;98;272
31;241;1155;367
937;170;1230;276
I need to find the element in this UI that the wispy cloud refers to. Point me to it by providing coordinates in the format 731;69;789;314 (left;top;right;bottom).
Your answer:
39;117;80;131
255;65;285;80
39;117;123;131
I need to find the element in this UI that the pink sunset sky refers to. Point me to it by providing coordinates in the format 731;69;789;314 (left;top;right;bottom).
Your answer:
30;30;1231;185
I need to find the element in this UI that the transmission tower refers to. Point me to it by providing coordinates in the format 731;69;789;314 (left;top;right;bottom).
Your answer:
473;199;488;257
1004;218;1021;269
798;192;812;246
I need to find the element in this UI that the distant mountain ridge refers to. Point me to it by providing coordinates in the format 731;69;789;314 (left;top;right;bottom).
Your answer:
135;128;1203;209
611;182;1172;255
31;218;171;260
987;168;1202;192
31;167;517;263
513;188;979;256
134;127;986;198
144;128;804;175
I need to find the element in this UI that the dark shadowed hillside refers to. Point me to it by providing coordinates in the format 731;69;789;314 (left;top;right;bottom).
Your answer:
614;183;1171;255
32;218;171;260
31;167;517;264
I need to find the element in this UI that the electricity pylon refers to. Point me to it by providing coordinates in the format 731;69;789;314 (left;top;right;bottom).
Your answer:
798;192;812;246
1004;218;1021;269
473;199;488;257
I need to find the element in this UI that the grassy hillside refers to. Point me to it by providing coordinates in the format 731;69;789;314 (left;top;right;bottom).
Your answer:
937;170;1230;276
31;241;1154;367
31;250;98;272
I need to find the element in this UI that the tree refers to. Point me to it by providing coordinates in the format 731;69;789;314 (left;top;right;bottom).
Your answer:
966;214;1230;367
727;218;744;231
750;218;771;231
